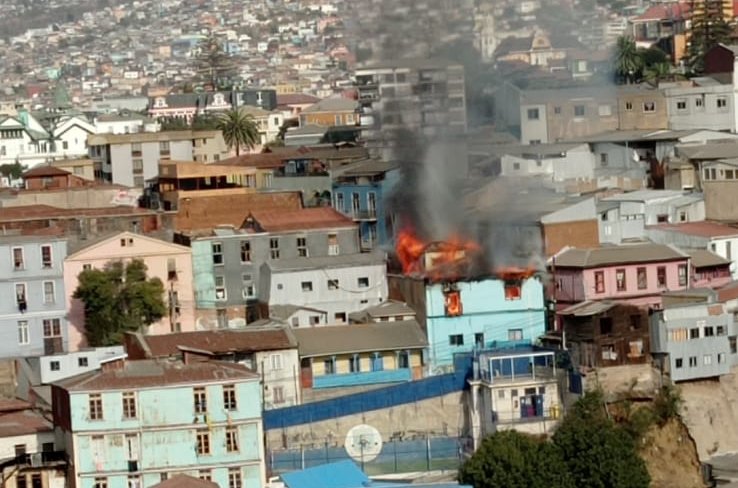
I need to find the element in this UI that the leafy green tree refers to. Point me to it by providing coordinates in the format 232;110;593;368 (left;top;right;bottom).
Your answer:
216;108;261;156
0;162;27;179
194;33;238;87
459;430;574;488
687;0;732;74
73;260;166;346
553;391;651;488
614;36;643;84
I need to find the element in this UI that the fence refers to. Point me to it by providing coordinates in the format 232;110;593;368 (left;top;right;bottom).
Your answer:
263;370;469;430
267;434;469;477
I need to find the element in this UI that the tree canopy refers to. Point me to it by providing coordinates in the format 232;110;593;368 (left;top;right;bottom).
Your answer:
73;259;166;346
194;33;239;87
216;108;261;156
687;0;732;74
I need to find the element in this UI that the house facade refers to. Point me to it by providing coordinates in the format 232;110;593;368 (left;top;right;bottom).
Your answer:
0;236;69;358
292;321;427;390
553;243;691;309
468;348;561;448
298;98;359;127
260;252;389;325
186;208;359;328
124;327;301;410
64;232;195;350
663;79;734;132
389;275;547;371
650;298;737;382
51;358;266;488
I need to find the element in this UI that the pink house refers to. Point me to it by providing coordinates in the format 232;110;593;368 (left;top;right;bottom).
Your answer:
687;249;732;289
63;231;195;350
552;243;690;310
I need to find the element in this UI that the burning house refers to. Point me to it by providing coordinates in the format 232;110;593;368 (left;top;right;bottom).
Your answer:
388;229;547;372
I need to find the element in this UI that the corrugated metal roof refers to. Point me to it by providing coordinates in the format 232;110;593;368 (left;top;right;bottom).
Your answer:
559;300;617;316
554;243;688;268
292;320;427;357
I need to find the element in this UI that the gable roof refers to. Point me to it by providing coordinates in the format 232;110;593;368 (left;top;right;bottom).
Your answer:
553;243;688;268
687;249;731;268
65;231;190;261
246;207;355;232
130;327;297;357
22;165;71;178
292;320;427;357
151;475;218;488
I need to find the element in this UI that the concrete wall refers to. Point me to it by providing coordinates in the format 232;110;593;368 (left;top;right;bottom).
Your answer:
665;84;733;131
0;187;129;209
543;220;600;257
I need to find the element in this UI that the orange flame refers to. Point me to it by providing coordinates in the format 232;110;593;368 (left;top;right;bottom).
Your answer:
396;228;427;274
495;266;538;282
396;228;482;280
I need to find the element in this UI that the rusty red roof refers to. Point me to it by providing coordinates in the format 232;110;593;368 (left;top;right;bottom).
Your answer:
0;409;53;437
648;221;738;239
249;207;355;232
633;2;690;21
134;328;296;358
0;204;155;223
22;165;71;178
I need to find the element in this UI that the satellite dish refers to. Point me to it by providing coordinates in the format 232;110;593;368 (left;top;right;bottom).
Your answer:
344;424;383;462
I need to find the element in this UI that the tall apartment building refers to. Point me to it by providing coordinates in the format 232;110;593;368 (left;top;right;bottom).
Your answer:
355;58;467;139
1;235;69;357
87;130;229;187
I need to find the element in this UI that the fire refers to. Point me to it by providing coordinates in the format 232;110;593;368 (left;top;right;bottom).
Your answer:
444;289;463;316
495;266;537;282
395;228;482;280
396;228;427;274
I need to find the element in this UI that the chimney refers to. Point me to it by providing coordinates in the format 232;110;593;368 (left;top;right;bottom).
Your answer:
100;355;126;372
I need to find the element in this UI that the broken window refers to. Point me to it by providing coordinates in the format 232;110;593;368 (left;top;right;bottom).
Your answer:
615;269;626;291
504;282;522;300
443;285;463;316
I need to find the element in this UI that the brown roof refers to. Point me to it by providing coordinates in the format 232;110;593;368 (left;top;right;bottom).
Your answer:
0;204;156;223
277;93;321;106
0;399;32;413
554;243;689;268
55;359;258;392
687;249;731;268
151;475;218;488
0;409;53;437
249;207;354;232
648;222;738;239
22;165;71;178
220;151;294;169
133;328;297;357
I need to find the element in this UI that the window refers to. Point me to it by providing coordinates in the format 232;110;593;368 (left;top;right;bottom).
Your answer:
296;237;308;257
396;73;407;83
121;392;137;419
508;329;523;341
718;97;728;109
273;385;285;404
50;361;60;371
269;238;280;259
637;267;647;289
214;276;226;301
600;153;608;165
689;356;698;367
131;143;142;156
718;325;727;336
228;468;242;488
212;242;223;265
132;159;143;172
324;358;336;375
657;266;667;288
449;334;464;346
41;245;52;268
223;384;237;410
719;353;726;364
78;356;88;367
199;470;212;481
594;271;605;293
240;241;251;262
328;233;339;255
83;264;92;271
133;176;144;187
598;104;612;116
301;281;313;292
327;279;339;290
676;99;687;111
43;319;61;337
159;141;170;153
94;478;108;488
160;474;168;483
574;105;585;117
270;353;283;370
732;336;737;354
475;332;485;347
696;97;704;108
513;162;521;171
527;108;539;120
357;277;369;288
615;269;626;291
643;101;655;112
12;247;24;270
310;315;321;325
398;350;410;368
350;354;361;373
334;312;347;322
690;327;700;339
704;354;713;365
678;264;687;287
196;430;210;455
630;314;641;330
15;283;26;309
675;358;683;368
371;353;384;371
600;317;613;335
17;321;28;345
89;394;103;420
225;427;239;452
625;101;633;111
43;281;55;304
705;326;715;337
194;387;207;413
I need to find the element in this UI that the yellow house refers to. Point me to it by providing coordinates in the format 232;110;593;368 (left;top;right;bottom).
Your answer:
293;321;427;389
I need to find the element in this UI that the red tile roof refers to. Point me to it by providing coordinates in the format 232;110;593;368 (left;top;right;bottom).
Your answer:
0;410;53;437
133;329;296;357
249;207;355;232
22;166;71;178
633;2;690;21
56;359;257;392
648;221;738;238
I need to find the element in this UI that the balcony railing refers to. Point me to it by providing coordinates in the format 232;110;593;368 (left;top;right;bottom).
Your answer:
0;451;68;471
350;209;377;220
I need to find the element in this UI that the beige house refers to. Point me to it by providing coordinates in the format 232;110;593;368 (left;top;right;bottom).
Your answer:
63;231;195;350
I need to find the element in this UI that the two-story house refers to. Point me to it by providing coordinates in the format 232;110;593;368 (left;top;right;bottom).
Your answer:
64;232;195;350
553;243;691;311
298;98;359;127
124;327;301;410
651;294;738;382
331;159;398;250
183;207;359;328
663;78;734;131
261;251;389;326
51;356;266;488
87;131;229;187
0;235;69;357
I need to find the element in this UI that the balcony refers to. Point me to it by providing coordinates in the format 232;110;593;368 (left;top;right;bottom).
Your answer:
350;209;377;221
0;451;67;471
313;368;412;389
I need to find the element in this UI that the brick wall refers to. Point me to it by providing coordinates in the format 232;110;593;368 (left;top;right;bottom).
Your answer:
544;219;599;256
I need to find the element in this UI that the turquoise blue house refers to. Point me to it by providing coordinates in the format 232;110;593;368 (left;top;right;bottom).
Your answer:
332;160;398;251
51;357;265;488
389;276;547;371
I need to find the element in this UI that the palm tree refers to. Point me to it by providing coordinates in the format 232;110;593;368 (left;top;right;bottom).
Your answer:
643;62;674;85
216;109;261;156
614;36;643;84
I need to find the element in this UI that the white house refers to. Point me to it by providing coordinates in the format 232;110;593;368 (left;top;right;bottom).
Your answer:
499;143;596;181
260;251;389;325
52;115;95;158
